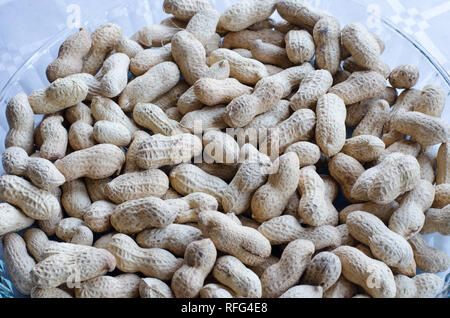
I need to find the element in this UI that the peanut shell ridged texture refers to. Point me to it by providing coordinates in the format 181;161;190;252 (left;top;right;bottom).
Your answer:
333;246;396;298
346;211;416;276
54;144;125;182
302;252;342;291
115;37;144;59
31;246;116;288
313;16;341;75
213;255;262;298
198;210;271;266
194;78;253;106
250;40;293;69
171;31;209;85
339;201;399;224
352;99;390;137
136;224;203;257
219;0;277;32
315;93;346;157
39;115;68;160
93;121;131;147
408;234;450;274
389;65;419;89
5;92;35;155
298;166;338;226
130;44;173;76
83;200;116;233
329;153;366;203
69;121;96;150
163;0;213;21
124;131;152;173
91;96;139;134
258;215;341;249
3;233;36;295
133;103;187;136
100;53;130;98
394;273;444;298
341;23;381;69
290;69;333;110
328;71;386;105
222;29;285;50
0;175;61;221
208;48;268;85
422;205;450;235
169;163;228;204
139;278;174;298
261;239;314;298
107;234;182;280
285;30;315;64
61;179;91;218
46;28;92;82
82;23;122;75
342;135;385;162
388;180;435;239
171;239;217;298
105;169;169;204
277;0;328;29
251;152;300;222
75;274;140;298
119;61;180;112
110;197;179;234
136;134;202;169
279;285;323;298
0;203;34;236
351;153;421;204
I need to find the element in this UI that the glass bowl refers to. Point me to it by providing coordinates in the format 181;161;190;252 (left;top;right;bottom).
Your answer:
0;0;449;298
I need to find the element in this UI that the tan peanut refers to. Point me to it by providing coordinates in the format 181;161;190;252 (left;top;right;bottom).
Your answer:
0;203;34;236
222;144;272;214
200;283;235;298
339;201;399;224
195;163;238;183
329;153;365;203
417;152;436;184
261;239;314;298
46;27;91;82
333;246;396;298
31;245;117;288
389;180;435;239
107;234;182;280
194;78;253;106
119;61;181;112
153;80;190;111
297;166;339;226
55;217;94;246
136;224;203;257
61;179;91;218
198;210;271;266
163;0;213;22
414;84;446;117
315;93;346;157
277;0;328;29
342;136;385;162
346;211;416;276
285;30;315;64
38;115;68;160
139;278;174;298
353;99;390;137
105;169;168;204
342;23;381;69
55;144;125;182
389;65;419;89
93;120;132;147
213;255;262;298
114;37;143;58
133;103;187;136
258;215;341;249
129;44;173;76
250;40;293;69
31;287;73;298
313;16;341;75
69;121;96;150
171;239;216;298
422;205;450;235
169;163;228;204
219;0;276;32
376;140;421;165
251;152;300;222
394;273;444;298
328;71;386;105
284;141;321;167
136;134;202;169
391;111;450;147
437;142;450;185
91;96;139;134
290;69;333;110
432;184;450;208
75;274;140;298
302;252;342;291
351;153;421;204
177;86;204;115
172;192;219;224
186;9;220;46
323;276;357;298
124;131;151;173
136;24;180;47
5;92;35;155
0;175;61;220
99;53;130;98
83;200;116;233
165;107;183;121
2;146;65;190
82;23;122;75
408;234;450;273
2;233;36;295
222;29;285;50
203;130;240;165
180;106;227;131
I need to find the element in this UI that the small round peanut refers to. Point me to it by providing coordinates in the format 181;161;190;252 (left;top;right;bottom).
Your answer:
389;65;419;89
93;121;132;147
83;200;116;233
133;103;187;136
38;115;68;160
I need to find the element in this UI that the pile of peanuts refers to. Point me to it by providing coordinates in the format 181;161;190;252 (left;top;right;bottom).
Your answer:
1;0;450;298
